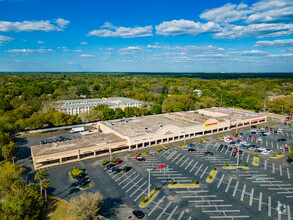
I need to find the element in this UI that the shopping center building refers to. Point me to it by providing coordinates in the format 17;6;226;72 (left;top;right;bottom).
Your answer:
31;107;267;170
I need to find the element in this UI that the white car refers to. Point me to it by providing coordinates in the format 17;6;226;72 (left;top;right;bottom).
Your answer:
261;151;269;155
266;149;272;152
259;147;266;151
279;145;283;150
278;129;282;133
257;137;262;141
265;132;271;135
240;141;247;145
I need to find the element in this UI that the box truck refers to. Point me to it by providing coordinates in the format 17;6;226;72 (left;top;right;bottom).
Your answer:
70;126;85;133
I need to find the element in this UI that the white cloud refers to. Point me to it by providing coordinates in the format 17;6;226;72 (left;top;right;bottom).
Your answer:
5;49;53;53
78;54;96;58
62;48;82;52
118;46;147;55
267;53;293;58
247;0;293;23
241;50;268;56
88;22;153;38
213;23;293;39
200;3;249;23
80;42;88;45
147;44;224;53
0;19;69;32
0;35;14;45
37;41;44;44
255;39;293;47
155;19;221;36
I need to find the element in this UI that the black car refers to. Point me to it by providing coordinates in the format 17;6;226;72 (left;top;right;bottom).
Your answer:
133;210;144;219
188;148;196;151
230;141;236;145
285;147;289;151
278;138;287;142
239;150;243;154
110;166;121;173
224;145;228;149
228;147;233;151
204;151;214;156
107;164;116;170
79;180;90;187
251;125;257;128
41;140;46;144
255;149;262;153
77;177;89;184
76;172;86;179
123;167;132;172
218;146;223;151
232;152;236;156
137;157;145;161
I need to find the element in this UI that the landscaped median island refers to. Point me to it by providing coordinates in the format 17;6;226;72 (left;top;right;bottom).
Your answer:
206;166;217;183
70;166;83;179
253;154;259;166
139;186;159;208
270;152;285;159
222;166;249;169
168;178;199;188
70;166;92;189
157;145;168;153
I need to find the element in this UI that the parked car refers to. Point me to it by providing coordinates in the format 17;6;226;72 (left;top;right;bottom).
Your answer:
188;148;196;151
239;150;243;154
278;129;282;133
79;180;90;187
156;164;166;169
224;145;228;149
204;151;214;156
253;136;257;140
132;210;144;219
251;125;257;128
107;164;116;170
123;167;132;172
77;177;89;184
115;160;123;164
232;152;237;156
228;147;233;151
257;137;262;141
266;149;272;152
279;145;283;150
76;172;86;179
235;134;238;137
285;147;289;151
109;166;120;173
218;146;223;151
278;138;287;142
235;168;245;172
136;157;145;161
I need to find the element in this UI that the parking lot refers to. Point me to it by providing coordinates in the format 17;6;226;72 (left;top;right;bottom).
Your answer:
14;120;293;219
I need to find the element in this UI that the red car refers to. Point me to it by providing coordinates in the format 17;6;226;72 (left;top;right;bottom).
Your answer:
156;164;166;169
115;160;123;164
135;155;142;159
253;136;257;140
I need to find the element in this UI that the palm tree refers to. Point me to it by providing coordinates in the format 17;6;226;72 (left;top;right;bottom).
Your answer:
41;179;51;208
1;144;12;160
34;170;46;196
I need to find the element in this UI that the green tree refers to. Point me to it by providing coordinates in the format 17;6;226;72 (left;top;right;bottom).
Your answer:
150;103;162;114
34;170;46;196
67;191;103;220
114;108;125;119
170;178;174;185
194;179;197;184
41;179;51;207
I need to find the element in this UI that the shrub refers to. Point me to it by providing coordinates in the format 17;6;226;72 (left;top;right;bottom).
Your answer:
244;162;248;166
154;186;158;191
208;175;213;179
232;132;235;136
102;159;109;166
141;196;145;203
273;153;276;157
157;147;162;153
71;166;83;179
194;179;197;184
255;153;259;157
279;151;282;155
213;165;216;170
224;162;228;167
170;178;174;185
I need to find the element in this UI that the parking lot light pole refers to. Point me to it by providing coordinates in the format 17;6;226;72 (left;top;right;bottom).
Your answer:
147;169;151;197
237;146;239;167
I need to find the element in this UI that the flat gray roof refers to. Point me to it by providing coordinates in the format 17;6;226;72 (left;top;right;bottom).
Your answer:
31;133;126;157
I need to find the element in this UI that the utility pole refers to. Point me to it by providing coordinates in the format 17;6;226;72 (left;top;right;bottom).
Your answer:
237;145;240;167
147;169;151;197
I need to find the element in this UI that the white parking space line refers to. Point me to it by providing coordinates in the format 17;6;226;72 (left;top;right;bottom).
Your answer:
172;153;181;162
202;210;240;213
240;185;246;201
134;185;150;202
209;216;250;219
246;154;250;163
130;181;147;197
122;175;139;189
225;177;233;193
280;165;283;176
258;192;262;211
153;173;182;176
195;164;203;176
287;168;291;179
176;155;186;165
190;200;224;203
180;157;189;167
185;159;194;170
156;201;172;220
268;196;271;217
126;178;143;193
264;160;267;170
218;174;225;188
233;181;239;197
166;205;178;220
273;163;275;173
249;188;254;206
288;205;291;220
177;211;185;220
186;195;217;199
166;151;177;160
278;201;281;220
194;204;232;208
118;172;137;185
200;166;209;179
115;170;135;182
148;195;165;216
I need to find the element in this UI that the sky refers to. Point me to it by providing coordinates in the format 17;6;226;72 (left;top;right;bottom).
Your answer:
0;0;293;72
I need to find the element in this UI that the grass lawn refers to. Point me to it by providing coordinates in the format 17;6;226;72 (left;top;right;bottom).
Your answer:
206;170;217;183
168;183;200;188
139;189;159;208
41;196;73;220
222;166;249;169
253;157;259;166
269;154;285;159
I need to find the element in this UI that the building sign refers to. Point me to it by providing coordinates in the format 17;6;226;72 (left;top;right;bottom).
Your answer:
134;139;139;142
164;131;173;135
204;122;218;127
118;144;126;147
